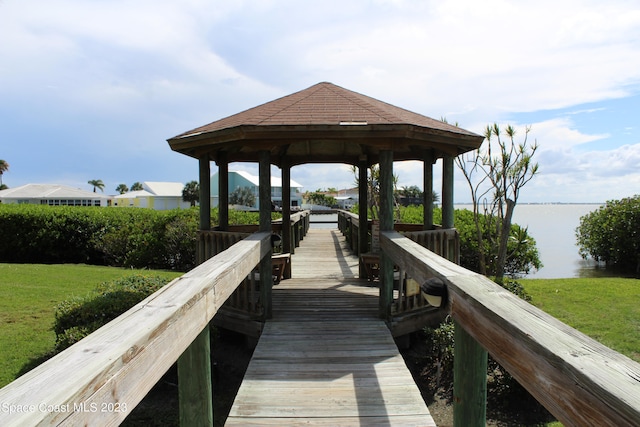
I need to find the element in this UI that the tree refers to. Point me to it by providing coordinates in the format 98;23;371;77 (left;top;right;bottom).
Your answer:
116;184;129;194
88;179;105;193
456;123;539;282
350;164;399;220
229;186;256;207
130;182;144;191
304;191;337;207
182;181;199;207
0;159;9;187
576;195;640;273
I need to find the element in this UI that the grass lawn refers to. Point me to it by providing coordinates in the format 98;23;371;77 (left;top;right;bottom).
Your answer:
522;277;640;363
0;263;181;388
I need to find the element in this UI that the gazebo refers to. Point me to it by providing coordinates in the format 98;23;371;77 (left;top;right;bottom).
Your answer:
168;81;484;265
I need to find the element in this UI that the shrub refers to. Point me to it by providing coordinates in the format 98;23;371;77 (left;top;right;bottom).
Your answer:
576;195;640;272
423;280;543;413
395;205;541;277
53;274;171;352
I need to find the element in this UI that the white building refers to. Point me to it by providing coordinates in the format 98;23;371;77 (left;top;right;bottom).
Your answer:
0;183;110;206
113;182;193;210
210;170;304;209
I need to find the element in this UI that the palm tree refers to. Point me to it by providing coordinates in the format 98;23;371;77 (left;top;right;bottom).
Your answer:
182;181;200;207
115;184;129;194
0;159;9;187
88;179;105;193
130;182;144;191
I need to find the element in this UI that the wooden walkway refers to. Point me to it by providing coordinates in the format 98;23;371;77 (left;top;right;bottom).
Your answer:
225;228;436;426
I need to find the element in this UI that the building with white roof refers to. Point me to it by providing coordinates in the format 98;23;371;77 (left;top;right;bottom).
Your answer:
0;184;110;206
113;182;193;210
210;170;303;210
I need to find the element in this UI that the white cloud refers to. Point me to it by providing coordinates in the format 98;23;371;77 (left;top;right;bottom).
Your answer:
1;0;640;203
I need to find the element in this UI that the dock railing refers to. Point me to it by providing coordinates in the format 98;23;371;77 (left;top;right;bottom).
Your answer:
337;210;459;328
381;230;640;426
0;232;272;427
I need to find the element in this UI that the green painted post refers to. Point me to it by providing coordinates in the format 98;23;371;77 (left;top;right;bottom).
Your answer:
178;326;213;426
259;151;273;319
358;159;369;277
442;155;455;229
423;151;434;230
177;157;214;426
453;320;488;427
217;153;228;231
378;150;394;320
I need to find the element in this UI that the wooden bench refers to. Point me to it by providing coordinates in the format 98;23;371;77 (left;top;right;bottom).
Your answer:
272;253;291;284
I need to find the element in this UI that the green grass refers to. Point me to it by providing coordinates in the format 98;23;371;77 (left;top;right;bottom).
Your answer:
522;277;640;362
0;264;181;387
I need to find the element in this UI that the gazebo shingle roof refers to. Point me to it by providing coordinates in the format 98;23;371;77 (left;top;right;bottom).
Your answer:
168;82;483;166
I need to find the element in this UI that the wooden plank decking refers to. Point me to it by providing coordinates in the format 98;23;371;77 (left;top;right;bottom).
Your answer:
225;228;435;426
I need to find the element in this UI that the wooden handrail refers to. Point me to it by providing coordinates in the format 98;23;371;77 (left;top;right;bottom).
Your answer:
0;232;272;427
381;230;640;426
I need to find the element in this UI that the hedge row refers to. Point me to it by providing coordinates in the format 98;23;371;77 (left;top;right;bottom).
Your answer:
0;205;200;270
0;205;277;271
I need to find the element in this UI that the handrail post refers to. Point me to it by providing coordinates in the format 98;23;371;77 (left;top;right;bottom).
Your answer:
178;326;213;426
379;150;394;320
453;320;488;427
177;157;214;427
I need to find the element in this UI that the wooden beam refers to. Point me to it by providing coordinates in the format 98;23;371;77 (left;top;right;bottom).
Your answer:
0;233;271;426
282;161;291;254
259;151;273;319
380;231;640;427
423;150;434;230
453;321;487;427
199;158;211;231
358;158;369;277
178;326;213;426
442;155;454;229
378;150;394;320
217;152;228;231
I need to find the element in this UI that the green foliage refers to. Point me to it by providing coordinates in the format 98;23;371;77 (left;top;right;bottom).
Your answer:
576;195;640;272
424;280;536;409
0;205;279;270
304;191;337;207
395;205;541;277
229;186;256;207
182;180;199;206
0;264;180;387
53;274;171;351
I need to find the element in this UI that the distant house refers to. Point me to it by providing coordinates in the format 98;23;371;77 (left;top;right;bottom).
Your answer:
211;170;303;209
0;183;110;206
335;188;359;209
113;182;192;210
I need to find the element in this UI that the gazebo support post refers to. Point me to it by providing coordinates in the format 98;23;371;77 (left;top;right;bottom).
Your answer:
442;155;454;229
177;157;213;427
423;151;434;230
378;150;394;320
358;158;369;277
281;161;293;278
217;152;229;231
259;151;273;319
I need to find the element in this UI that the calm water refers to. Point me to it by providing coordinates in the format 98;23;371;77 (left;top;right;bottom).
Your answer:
498;204;602;279
311;204;605;279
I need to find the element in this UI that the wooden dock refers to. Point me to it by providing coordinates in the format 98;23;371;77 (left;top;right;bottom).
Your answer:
225;229;436;426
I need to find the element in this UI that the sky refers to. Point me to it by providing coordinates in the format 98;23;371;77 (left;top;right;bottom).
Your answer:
1;0;639;203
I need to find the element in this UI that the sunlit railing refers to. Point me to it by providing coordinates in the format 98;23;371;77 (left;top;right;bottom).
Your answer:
0;232;272;426
381;230;640;426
